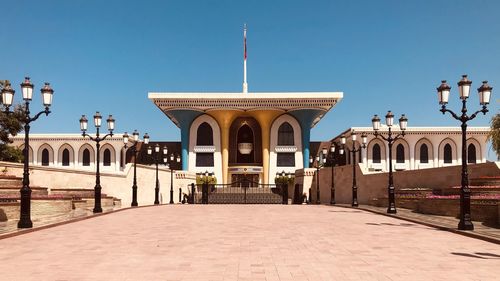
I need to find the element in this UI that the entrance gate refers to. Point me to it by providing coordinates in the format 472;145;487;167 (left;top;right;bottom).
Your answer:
189;177;288;204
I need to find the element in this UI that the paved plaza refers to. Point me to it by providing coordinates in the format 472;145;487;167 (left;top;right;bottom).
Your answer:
0;205;499;281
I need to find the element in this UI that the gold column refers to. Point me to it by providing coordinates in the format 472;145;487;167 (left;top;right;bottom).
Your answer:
208;110;239;184
249;110;282;184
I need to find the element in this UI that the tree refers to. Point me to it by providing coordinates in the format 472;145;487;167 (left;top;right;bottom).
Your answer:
0;81;26;162
489;113;500;160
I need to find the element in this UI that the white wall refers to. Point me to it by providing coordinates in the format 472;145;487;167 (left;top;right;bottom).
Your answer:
269;114;303;181
188;114;223;182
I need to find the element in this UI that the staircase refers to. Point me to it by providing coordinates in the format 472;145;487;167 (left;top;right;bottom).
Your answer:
0;175;121;222
204;187;282;204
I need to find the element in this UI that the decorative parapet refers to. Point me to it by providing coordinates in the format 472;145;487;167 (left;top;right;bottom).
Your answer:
176;171;197;180
193;145;216;153
275;146;298;153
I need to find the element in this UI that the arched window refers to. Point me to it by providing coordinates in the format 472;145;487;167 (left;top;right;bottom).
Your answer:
276;122;295;166
42;149;49;166
62;149;70;166
103;149;111;166
396;144;405;163
420;144;429;163
444;144;452;163
195;122;214;166
277;122;294;145
196;122;213;146
467;144;477;164
372;144;381;163
83;149;91;166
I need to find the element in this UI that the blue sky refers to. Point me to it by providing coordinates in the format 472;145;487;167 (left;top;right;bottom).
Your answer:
1;0;498;156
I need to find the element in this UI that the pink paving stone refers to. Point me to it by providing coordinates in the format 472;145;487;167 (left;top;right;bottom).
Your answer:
0;205;499;281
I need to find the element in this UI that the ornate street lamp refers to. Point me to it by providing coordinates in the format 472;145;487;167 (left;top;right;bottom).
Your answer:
341;132;367;207
437;75;492;230
80;112;114;213
324;143;344;205
371;111;408;213
147;143;164;205
123;130;149;207
1;77;54;228
163;152;181;204
309;154;323;204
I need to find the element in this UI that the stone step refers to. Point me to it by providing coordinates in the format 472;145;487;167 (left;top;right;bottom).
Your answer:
80;197;116;209
204;193;282;204
0;178;22;188
51;188;96;198
113;198;122;208
470;176;500;187
0;186;49;196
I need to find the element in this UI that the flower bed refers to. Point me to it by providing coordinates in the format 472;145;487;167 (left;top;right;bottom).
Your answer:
397;193;500;204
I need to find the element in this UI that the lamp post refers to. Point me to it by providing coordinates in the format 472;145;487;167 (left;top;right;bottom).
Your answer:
371;111;408;214
123;130;149;207
80;112;115;213
147;143;165;205
437;75;492;230
200;170;213;183
1;77;54;228
276;170;292;204
199;170;213;204
323;144;344;205
341;132;367;207
309;154;322;204
163;153;181;204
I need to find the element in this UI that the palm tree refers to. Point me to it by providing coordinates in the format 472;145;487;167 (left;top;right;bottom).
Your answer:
489;113;500;160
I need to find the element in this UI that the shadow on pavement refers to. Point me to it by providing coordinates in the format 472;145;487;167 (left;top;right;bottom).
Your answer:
451;252;488;259
328;210;363;213
475;252;500;258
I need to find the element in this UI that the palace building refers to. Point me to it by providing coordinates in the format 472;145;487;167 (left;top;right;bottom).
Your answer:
149;92;342;184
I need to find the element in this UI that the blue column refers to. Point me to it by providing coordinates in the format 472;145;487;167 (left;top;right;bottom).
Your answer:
290;109;325;168
179;123;190;171
167;110;202;171
301;126;311;168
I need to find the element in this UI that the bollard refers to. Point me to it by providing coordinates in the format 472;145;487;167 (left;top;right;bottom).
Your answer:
293;184;300;204
282;183;288;205
202;182;208;204
179;187;182;203
190;183;195;204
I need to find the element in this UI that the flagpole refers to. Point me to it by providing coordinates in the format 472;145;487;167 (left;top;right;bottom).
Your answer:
243;24;248;94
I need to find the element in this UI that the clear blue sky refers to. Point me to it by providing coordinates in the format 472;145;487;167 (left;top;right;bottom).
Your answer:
1;0;498;156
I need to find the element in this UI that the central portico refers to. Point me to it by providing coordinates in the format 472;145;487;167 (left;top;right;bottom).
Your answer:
149;92;342;184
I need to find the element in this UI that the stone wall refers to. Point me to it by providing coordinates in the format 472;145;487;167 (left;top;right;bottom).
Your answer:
31;199;74;218
0;202;19;221
0;162;196;207
312;162;500;205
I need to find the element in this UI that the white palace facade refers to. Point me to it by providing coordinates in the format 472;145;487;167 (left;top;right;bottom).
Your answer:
328;126;489;173
10;134;126;172
10;124;491;180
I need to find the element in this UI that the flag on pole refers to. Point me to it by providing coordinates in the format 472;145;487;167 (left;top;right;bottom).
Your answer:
244;25;247;60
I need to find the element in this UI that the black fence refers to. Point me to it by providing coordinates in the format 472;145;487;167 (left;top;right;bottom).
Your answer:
187;178;288;204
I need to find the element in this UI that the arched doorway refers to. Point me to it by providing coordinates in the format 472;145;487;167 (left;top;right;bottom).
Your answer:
229;117;262;183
